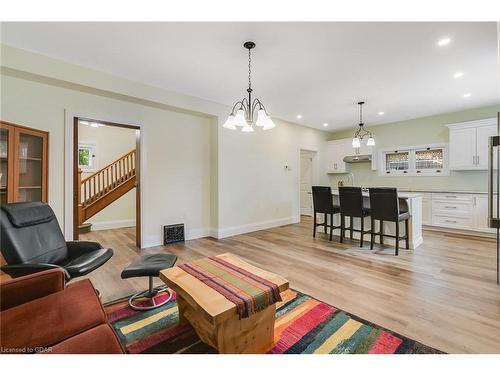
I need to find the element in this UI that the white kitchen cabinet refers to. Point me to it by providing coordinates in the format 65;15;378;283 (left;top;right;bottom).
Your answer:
421;193;432;225
447;118;497;170
473;194;497;233
326;138;351;173
326;138;375;174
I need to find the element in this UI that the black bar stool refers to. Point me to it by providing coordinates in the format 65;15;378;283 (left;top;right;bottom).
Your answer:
368;188;410;255
338;186;371;247
312;186;341;241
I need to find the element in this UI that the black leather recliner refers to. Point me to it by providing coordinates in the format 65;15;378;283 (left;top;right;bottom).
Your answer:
0;202;113;281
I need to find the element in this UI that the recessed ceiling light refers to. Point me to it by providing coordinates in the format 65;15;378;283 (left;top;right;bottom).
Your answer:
323;123;329;127
453;72;464;79
90;122;100;128
296;114;302;119
463;93;472;98
377;111;385;116
437;37;451;47
79;120;89;125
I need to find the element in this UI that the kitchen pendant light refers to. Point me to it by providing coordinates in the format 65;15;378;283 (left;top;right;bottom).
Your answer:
352;101;375;148
222;41;276;132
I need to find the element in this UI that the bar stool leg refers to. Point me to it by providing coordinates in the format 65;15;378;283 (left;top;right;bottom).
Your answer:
324;213;328;235
350;217;354;240
329;213;334;241
360;217;364;247
340;215;344;243
395;222;399;256
313;212;317;238
370;219;375;250
380;220;384;245
405;219;410;249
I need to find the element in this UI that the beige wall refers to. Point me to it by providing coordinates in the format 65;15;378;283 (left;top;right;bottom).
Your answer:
328;105;500;191
78;124;137;230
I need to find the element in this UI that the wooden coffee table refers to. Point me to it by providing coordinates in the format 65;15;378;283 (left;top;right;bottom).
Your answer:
159;253;289;354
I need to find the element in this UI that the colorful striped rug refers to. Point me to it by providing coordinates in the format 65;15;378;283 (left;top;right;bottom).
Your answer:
178;255;282;318
105;289;443;354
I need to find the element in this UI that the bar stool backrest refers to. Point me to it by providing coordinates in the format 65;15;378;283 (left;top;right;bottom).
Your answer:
369;188;399;221
312;186;335;214
339;186;364;217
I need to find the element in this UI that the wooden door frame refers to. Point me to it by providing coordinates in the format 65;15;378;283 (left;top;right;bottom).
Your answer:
71;116;142;248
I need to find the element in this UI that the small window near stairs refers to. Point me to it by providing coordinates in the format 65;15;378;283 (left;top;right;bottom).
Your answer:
78;143;97;172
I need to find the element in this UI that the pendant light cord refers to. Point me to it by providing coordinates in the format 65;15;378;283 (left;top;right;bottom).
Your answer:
248;48;252;91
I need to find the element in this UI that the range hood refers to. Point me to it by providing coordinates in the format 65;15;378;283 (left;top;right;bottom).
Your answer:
343;154;372;163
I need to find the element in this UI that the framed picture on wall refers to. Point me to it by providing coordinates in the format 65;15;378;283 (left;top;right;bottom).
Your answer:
78;143;97;172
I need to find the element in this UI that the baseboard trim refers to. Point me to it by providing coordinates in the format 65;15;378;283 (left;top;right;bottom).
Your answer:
216;216;301;239
89;219;136;231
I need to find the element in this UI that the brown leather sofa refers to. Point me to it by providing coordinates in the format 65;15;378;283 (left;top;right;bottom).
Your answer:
0;269;124;354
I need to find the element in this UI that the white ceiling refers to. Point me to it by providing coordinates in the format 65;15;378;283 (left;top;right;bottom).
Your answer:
1;22;499;131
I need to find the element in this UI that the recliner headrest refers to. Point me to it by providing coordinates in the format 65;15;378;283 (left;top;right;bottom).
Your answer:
1;202;55;228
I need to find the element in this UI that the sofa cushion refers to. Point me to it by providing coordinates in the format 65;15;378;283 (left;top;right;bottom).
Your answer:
47;324;124;354
0;278;105;351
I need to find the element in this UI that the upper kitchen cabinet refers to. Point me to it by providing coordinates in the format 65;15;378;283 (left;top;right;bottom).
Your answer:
326;137;376;174
447;118;497;170
0;121;49;204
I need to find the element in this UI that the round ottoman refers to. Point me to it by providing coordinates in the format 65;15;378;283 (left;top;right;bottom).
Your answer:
121;253;177;310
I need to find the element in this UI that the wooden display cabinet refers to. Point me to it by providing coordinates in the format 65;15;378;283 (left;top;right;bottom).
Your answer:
0;121;48;204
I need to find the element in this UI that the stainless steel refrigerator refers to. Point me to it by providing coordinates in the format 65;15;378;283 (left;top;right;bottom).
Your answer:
487;112;500;284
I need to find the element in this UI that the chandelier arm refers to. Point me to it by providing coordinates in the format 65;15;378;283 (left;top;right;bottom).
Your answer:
230;101;245;115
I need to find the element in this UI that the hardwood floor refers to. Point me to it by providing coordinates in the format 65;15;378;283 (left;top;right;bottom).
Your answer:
81;218;500;354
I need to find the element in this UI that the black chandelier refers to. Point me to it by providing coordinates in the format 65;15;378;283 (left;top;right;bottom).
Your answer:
351;101;375;148
222;41;276;132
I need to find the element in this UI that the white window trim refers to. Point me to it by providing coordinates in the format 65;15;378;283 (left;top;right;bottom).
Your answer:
378;143;449;177
78;142;98;172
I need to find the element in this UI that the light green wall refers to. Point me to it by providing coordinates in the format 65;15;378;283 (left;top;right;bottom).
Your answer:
328;105;500;191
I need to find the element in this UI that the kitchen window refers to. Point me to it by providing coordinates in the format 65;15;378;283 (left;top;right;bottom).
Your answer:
379;143;448;176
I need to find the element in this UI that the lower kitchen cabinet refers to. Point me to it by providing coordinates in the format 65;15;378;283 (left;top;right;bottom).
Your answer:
425;192;495;234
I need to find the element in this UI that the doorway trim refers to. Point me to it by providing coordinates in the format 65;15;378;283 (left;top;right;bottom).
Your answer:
298;146;319;219
64;109;144;248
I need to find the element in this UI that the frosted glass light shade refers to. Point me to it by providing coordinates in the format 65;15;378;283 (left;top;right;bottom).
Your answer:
352;137;361;148
222;115;236;130
241;124;254;132
234;109;247;127
263;117;276;130
366;136;375;146
255;109;268;127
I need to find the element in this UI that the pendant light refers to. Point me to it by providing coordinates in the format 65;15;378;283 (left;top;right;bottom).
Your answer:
222;41;276;132
352;101;375;148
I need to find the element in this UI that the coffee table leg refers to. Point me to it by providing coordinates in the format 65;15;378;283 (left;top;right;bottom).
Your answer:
176;294;189;325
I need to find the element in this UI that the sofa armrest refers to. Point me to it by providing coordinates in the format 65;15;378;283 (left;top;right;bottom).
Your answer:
0;268;66;311
1;263;70;281
66;240;103;258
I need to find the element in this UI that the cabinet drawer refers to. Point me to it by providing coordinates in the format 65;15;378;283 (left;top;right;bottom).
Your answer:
432;200;472;214
432;214;472;228
432;193;473;202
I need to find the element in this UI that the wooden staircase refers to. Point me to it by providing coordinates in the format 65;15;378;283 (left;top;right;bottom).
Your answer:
78;149;136;225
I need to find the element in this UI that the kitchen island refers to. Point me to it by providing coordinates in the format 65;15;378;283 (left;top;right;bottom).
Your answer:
328;189;424;249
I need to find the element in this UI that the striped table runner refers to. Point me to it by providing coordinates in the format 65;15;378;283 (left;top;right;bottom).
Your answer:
178;255;282;319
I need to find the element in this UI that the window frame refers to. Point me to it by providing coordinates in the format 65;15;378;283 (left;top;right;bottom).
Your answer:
78;142;98;172
378;143;449;177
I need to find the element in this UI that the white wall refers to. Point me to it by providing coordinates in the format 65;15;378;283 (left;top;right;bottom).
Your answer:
1;44;332;246
78;124;137;230
0;71;213;247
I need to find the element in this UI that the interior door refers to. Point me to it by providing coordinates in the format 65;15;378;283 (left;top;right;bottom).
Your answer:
477;124;498;170
449;127;476;169
300;152;313;216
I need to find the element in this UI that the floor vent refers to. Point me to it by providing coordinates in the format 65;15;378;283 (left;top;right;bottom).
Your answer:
163;223;185;245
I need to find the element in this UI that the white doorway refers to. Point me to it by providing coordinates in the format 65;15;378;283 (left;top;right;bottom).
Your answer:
300;150;315;216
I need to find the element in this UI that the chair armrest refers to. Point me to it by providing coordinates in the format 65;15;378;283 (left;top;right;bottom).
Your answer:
66;240;104;258
0;268;66;311
1;263;70;281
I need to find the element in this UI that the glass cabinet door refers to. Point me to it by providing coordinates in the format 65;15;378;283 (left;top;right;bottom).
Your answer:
0;127;9;204
15;129;46;202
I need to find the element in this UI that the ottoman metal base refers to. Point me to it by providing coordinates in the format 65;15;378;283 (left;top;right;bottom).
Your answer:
128;276;173;311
